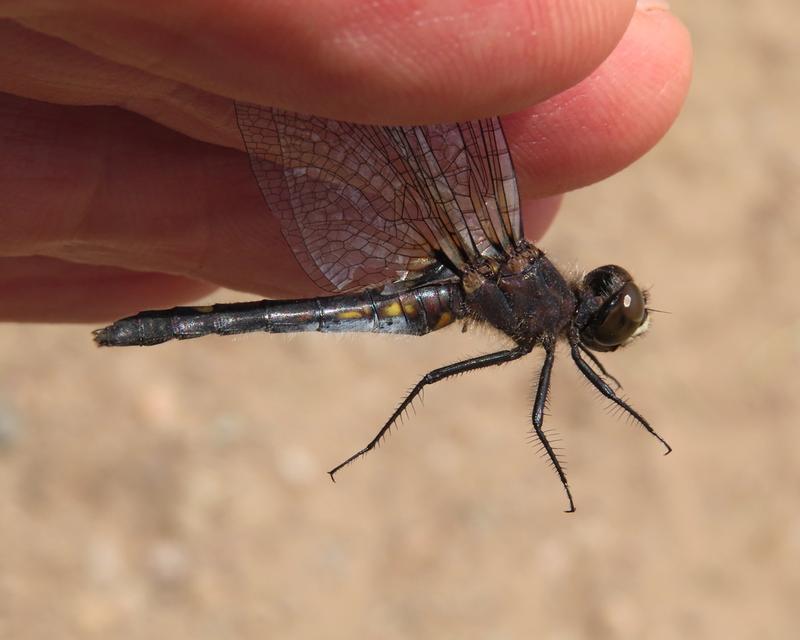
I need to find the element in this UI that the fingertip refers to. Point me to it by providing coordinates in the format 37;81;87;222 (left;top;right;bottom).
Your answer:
506;5;692;195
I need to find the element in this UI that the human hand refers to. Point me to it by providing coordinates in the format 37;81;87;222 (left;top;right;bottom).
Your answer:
0;0;691;321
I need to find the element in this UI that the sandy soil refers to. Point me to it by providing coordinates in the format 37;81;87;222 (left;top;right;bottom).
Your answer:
1;2;799;638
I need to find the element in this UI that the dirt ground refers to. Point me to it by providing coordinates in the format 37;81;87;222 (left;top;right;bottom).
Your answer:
1;2;799;638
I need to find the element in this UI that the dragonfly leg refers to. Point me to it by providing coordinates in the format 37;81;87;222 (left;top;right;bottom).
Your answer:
530;345;576;513
578;343;622;390
570;342;671;454
328;344;532;480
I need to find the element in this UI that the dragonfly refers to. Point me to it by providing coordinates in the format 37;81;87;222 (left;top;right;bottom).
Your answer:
94;104;671;511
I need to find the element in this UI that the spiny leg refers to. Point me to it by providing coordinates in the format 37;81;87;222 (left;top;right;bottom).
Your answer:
578;343;622;390
328;345;531;480
570;343;671;454
531;345;575;513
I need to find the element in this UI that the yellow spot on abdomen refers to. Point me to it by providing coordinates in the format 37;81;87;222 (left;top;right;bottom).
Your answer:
337;309;364;320
381;301;403;317
193;306;214;313
402;303;418;317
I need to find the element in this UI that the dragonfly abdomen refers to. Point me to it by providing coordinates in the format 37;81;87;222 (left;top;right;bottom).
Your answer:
93;284;464;347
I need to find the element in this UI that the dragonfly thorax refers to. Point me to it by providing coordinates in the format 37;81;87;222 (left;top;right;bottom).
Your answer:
463;247;577;346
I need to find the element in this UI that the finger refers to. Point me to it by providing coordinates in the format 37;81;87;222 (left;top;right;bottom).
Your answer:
7;0;638;124
506;6;692;193
0;4;687;159
0;94;314;298
0;257;215;322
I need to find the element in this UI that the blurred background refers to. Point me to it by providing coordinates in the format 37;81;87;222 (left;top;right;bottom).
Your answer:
1;2;799;638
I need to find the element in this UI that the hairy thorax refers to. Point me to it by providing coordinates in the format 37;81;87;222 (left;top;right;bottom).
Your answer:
462;243;577;346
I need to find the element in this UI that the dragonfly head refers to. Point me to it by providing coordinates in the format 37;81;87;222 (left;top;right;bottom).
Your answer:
574;265;649;352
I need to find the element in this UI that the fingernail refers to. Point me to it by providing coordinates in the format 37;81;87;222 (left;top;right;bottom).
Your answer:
637;0;670;10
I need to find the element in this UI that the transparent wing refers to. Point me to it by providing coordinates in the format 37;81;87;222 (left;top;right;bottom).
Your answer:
235;103;523;293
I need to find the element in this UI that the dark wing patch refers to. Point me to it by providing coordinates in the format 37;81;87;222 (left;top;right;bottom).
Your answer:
235;104;522;293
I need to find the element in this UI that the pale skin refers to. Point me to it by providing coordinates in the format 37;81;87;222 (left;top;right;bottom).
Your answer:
0;0;692;322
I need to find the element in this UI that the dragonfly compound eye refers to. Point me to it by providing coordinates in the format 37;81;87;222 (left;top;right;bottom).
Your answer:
582;281;648;351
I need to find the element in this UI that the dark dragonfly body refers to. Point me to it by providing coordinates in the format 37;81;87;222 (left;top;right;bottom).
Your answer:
95;282;463;344
95;105;670;511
